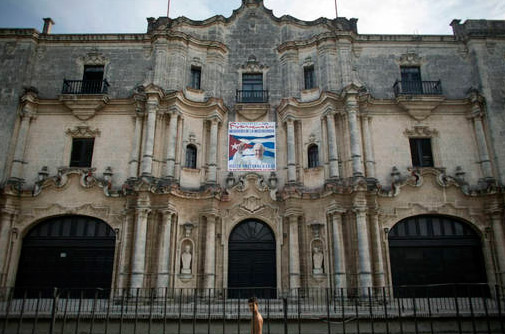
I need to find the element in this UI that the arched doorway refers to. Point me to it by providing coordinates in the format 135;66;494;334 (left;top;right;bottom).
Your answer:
389;215;487;297
15;215;116;296
228;219;276;298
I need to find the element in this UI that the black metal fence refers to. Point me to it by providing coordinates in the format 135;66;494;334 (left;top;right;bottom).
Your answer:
61;79;110;94
1;284;504;334
236;90;269;103
393;80;442;96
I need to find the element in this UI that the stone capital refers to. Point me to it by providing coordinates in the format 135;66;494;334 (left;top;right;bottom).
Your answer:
285;208;303;219
136;207;151;218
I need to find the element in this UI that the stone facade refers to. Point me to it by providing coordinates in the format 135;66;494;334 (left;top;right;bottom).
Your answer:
0;0;504;293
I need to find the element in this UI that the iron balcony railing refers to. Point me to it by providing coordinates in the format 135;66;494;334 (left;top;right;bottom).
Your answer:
236;90;269;103
61;79;110;95
0;284;504;334
393;80;442;96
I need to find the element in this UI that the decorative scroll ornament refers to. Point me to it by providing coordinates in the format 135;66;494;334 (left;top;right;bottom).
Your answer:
403;125;438;137
239;55;269;72
66;125;101;138
398;52;423;66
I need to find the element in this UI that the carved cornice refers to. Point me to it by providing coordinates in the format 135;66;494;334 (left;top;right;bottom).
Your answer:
403;125;438;138
77;52;110;66
238;55;269;73
66;125;101;138
397;52;424;66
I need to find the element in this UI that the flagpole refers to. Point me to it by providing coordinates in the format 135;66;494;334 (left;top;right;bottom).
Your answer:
334;0;338;17
167;0;171;17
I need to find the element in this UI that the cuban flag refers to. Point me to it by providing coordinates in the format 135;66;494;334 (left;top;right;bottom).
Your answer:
228;122;276;171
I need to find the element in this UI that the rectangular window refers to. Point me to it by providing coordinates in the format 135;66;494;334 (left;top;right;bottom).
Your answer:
304;66;315;90
241;73;264;102
70;138;95;167
82;65;104;94
409;138;433;167
190;67;201;90
401;66;422;94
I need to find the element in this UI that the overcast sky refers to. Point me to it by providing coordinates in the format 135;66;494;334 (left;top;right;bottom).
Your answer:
0;0;503;35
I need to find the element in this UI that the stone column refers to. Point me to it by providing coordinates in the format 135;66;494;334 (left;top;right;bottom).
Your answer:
204;214;217;290
338;42;352;87
286;118;297;183
345;93;364;177
280;51;299;97
318;42;339;92
131;208;150;289
153;39;169;88
116;214;133;291
207;118;219;184
361;115;376;179
288;214;301;289
167;42;187;91
490;211;505;285
163;111;179;179
129;111;144;179
325;111;340;179
141;98;159;176
330;211;346;292
470;107;494;180
369;211;385;287
10;110;34;181
354;207;372;296
157;210;174;290
206;51;225;97
0;210;13;285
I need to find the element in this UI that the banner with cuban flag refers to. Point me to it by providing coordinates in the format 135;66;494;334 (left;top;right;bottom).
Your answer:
228;122;276;171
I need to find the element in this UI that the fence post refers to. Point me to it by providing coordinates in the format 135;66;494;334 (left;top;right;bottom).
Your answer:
467;286;476;334
326;288;331;334
1;288;12;334
16;289;27;334
368;287;374;334
298;288;301;334
222;289;226;334
90;289;98;334
495;285;504;334
453;285;462;334
283;295;288;334
193;289;198;334
482;285;491;334
341;288;346;334
382;287;389;334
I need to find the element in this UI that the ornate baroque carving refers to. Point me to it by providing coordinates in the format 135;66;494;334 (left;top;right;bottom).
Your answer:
397;52;423;66
403;125;438;138
66;125;101;138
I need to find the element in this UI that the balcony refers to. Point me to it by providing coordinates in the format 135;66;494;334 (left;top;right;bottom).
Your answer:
393;80;442;97
62;79;110;95
236;90;269;103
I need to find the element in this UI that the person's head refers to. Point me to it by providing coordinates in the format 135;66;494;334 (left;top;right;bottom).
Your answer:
184;244;191;253
248;296;258;312
253;143;265;159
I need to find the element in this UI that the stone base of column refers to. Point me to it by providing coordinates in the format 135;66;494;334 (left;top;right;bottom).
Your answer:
289;273;301;290
358;272;373;297
130;272;145;289
204;274;215;290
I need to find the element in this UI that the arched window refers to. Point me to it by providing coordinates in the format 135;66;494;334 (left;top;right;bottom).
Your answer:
389;215;487;297
308;144;319;168
185;144;197;169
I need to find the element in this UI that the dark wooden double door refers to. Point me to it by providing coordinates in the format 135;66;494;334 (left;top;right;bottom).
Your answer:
15;215;115;297
389;215;488;297
228;220;276;298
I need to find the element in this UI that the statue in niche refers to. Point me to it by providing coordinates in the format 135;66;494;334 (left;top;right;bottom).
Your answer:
312;246;324;275
181;244;192;275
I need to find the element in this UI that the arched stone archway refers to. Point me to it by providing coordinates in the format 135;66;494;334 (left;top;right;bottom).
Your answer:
388;215;487;297
15;215;116;295
228;219;276;298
